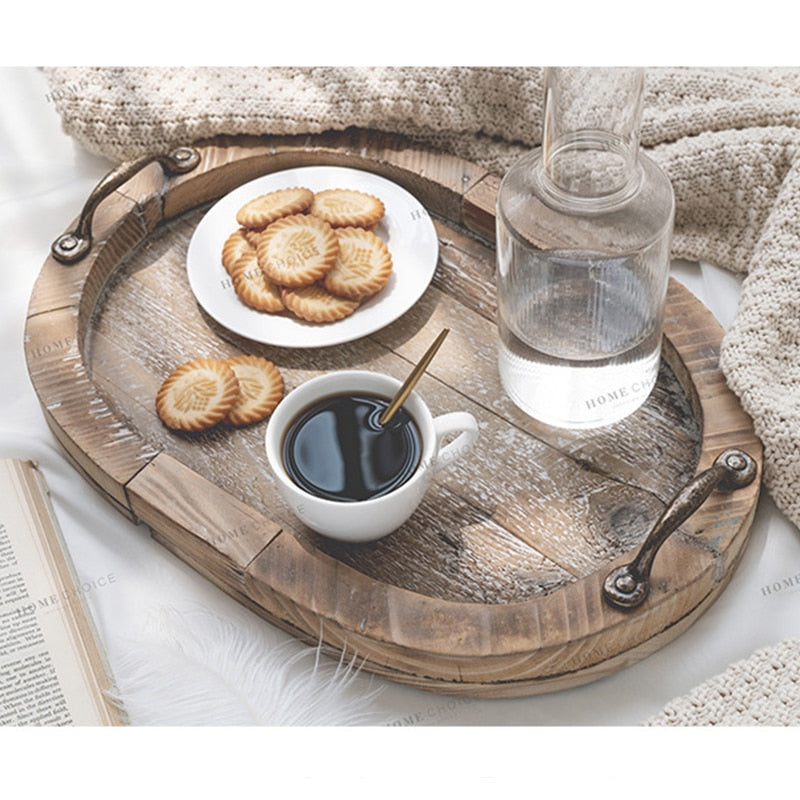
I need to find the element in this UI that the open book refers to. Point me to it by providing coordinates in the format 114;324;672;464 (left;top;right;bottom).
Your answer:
1;458;124;725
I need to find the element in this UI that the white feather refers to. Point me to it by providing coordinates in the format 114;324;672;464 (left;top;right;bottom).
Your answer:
106;604;387;726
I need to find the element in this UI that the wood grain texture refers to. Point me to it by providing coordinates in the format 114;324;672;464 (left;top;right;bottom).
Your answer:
24;134;762;696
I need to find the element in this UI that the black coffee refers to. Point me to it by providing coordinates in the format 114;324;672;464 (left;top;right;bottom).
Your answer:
282;393;422;502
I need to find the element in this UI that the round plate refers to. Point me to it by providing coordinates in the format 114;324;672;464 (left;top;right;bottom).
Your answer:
186;165;439;347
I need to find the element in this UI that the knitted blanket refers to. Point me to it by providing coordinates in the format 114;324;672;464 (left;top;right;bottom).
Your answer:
646;638;800;725
43;66;800;724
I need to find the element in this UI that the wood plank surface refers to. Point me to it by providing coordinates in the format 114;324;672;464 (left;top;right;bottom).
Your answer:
24;134;762;696
86;204;697;599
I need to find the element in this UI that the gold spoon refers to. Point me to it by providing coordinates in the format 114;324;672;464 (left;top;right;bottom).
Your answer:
379;328;450;426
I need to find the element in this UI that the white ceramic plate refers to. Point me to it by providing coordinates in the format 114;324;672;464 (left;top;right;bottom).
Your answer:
186;165;439;348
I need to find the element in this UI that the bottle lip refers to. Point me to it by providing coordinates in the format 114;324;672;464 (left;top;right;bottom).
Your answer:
539;130;643;213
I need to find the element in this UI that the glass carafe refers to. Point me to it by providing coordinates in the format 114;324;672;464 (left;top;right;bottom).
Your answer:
496;67;674;429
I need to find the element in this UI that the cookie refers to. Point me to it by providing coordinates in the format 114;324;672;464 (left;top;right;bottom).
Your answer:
243;228;266;249
222;355;284;427
281;283;360;323
309;188;385;228
235;186;314;230
156;358;240;432
257;214;338;288
221;229;255;275
231;251;284;313
323;227;393;299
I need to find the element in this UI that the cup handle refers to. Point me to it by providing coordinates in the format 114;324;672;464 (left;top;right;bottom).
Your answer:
431;412;478;473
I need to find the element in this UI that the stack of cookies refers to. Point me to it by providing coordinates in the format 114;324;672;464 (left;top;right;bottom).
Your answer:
156;355;284;433
222;186;393;323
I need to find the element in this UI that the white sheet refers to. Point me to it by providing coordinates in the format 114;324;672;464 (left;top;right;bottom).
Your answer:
3;66;799;733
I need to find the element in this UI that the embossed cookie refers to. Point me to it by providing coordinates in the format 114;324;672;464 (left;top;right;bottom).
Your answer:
222;229;254;275
231;252;284;313
156;358;240;432
257;214;338;288
310;188;385;228
222;355;284;427
323;227;393;299
281;283;360;323
235;186;314;230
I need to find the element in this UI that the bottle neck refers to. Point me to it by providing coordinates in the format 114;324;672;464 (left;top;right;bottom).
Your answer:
540;67;644;209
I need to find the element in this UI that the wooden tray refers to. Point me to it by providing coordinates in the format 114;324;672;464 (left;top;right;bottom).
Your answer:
25;132;762;697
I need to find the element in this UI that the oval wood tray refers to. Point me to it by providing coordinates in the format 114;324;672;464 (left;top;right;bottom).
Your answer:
25;132;762;697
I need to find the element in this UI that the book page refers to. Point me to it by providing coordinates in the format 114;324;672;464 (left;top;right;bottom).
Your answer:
0;459;123;725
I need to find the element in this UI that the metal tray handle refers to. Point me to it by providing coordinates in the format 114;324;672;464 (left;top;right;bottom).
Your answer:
51;146;200;264
603;448;757;610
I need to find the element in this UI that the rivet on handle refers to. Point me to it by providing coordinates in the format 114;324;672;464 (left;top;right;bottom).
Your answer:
51;146;201;264
602;448;758;611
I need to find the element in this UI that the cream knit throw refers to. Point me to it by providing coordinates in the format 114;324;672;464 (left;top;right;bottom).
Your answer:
43;67;800;724
646;638;800;725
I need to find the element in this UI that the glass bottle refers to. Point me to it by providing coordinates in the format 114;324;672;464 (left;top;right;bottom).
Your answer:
496;67;674;429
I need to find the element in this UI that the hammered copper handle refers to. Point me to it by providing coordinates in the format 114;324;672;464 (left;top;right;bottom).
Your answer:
51;145;201;264
603;449;758;610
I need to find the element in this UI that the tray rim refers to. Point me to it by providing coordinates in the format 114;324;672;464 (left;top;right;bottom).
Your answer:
24;131;763;697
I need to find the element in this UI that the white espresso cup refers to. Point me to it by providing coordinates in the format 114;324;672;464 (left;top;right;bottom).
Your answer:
265;370;478;542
